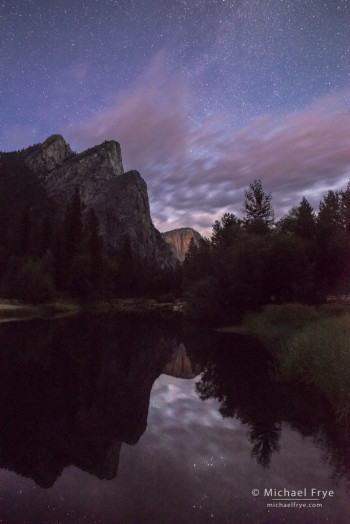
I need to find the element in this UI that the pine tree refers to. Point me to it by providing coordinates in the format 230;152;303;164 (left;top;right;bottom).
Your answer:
85;208;104;295
211;213;241;248
294;197;315;239
117;235;135;296
340;180;350;233
57;187;85;296
243;179;274;232
63;186;83;259
276;207;298;235
318;190;342;234
39;215;52;255
317;190;349;294
183;236;212;294
18;206;31;255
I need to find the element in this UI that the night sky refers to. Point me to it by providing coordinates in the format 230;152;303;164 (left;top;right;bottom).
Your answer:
1;0;349;233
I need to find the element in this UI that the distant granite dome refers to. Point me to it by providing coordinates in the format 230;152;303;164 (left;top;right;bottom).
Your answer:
17;135;174;267
163;343;201;379
162;227;202;262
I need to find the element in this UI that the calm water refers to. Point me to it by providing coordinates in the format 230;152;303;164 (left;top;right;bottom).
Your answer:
0;312;349;524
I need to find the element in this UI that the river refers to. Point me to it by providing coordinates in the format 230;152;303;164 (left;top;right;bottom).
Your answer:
0;311;349;523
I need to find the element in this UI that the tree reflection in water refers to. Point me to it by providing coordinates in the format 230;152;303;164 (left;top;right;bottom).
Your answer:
185;326;350;478
0;312;350;491
0;311;183;488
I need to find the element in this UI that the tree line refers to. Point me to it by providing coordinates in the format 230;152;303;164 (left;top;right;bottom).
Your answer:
0;186;180;304
2;160;349;312
183;179;350;323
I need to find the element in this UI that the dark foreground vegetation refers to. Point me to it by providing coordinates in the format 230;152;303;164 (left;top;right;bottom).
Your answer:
0;155;181;304
222;303;350;424
183;178;350;323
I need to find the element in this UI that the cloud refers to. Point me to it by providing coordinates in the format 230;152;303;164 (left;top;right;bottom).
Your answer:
67;56;350;235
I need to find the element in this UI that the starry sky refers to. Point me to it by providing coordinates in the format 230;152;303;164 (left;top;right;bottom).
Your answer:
1;0;349;233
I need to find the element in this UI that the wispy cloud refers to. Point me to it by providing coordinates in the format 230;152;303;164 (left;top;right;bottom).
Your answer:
68;57;350;234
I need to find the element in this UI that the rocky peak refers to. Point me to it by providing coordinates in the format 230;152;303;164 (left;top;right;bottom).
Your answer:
19;135;175;267
162;227;202;262
73;139;124;181
22;134;74;173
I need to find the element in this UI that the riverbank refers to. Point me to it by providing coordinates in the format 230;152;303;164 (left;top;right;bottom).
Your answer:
0;300;82;322
220;303;350;424
0;298;186;322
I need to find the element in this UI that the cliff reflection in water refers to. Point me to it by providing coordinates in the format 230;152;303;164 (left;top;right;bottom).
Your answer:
0;313;350;493
0;312;186;488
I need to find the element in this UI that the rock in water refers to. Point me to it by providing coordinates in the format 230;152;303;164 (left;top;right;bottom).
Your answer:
162;227;202;262
18;135;174;267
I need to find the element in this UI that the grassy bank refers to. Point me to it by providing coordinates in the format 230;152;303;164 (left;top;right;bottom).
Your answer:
0;301;81;322
221;303;350;423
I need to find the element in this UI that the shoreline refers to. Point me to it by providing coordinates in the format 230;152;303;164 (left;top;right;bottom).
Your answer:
0;298;186;323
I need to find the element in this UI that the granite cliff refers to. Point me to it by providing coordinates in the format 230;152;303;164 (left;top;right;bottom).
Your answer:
14;134;174;267
162;227;202;262
0;313;184;487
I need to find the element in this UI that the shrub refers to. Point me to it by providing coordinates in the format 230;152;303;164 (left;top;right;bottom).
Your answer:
1;257;56;304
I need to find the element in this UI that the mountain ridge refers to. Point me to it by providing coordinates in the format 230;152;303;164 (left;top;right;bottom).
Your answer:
1;134;175;267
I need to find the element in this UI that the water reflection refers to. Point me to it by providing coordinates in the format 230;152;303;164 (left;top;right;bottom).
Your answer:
0;312;350;523
185;328;350;480
0;312;184;488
